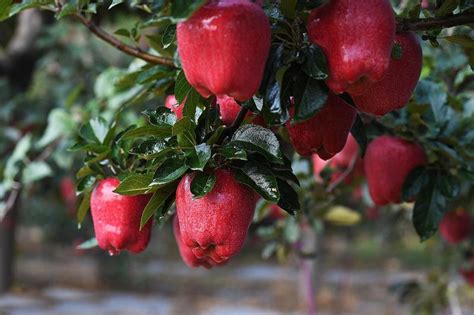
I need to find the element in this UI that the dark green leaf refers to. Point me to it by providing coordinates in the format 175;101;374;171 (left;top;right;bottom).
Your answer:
77;188;92;226
234;161;280;202
231;125;283;164
173;116;196;147
171;0;206;20
152;158;189;185
216;144;248;161
121;125;172;140
186;143;211;171
293;78;328;123
114;173;154;196
79;117;109;144
276;179;300;214
140;182;177;229
412;172;447;241
142;107;177;127
129;139;175;160
190;172;216;198
303;45;328;80
350;114;368;157
402;166;429;201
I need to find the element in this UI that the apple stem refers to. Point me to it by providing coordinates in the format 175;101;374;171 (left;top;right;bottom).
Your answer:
397;12;474;32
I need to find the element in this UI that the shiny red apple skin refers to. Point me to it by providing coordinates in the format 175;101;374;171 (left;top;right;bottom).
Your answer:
307;0;395;95
364;136;427;206
352;32;423;116
176;0;271;101
217;95;265;126
165;95;184;119
439;209;472;244
312;134;364;184
173;216;215;269
176;169;257;265
91;177;152;255
286;93;356;160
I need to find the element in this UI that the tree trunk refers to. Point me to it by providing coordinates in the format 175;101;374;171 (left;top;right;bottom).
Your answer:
0;201;18;293
299;221;319;315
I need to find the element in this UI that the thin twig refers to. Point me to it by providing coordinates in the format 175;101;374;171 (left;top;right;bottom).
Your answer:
326;154;358;193
397;12;474;32
73;13;176;67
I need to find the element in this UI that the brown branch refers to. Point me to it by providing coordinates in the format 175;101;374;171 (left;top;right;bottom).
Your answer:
397;12;474;32
72;13;175;68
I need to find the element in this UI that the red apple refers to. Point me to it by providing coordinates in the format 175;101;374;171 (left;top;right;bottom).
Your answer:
90;177;152;255
352;32;423;116
312;134;364;184
364;136;427;205
165;95;184;119
177;0;271;101
307;0;395;95
217;95;265;126
286;93;356;160
176;169;257;265
173;216;215;269
439;209;472;244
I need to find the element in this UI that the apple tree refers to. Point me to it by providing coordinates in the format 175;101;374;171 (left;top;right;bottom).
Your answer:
1;0;474;312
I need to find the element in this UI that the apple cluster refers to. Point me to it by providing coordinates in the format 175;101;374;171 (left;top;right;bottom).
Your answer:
87;0;434;269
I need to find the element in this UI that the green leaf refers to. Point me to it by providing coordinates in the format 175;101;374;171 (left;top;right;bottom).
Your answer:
80;117;109;144
190;172;216;198
129;139;176;160
444;35;474;48
114;173;154;196
77;238;98;250
152;158;189;185
173;116;196;147
186;143;211;171
216;144;248;161
412;172;447;241
171;0;206;20
77;188;93;226
0;0;12;21
303;45;328;80
109;0;124;9
140;182;177;229
121;125;172;140
436;0;459;16
143;107;177;127
22;161;52;184
293;77;328;123
276;179;300;214
402;166;429;201
37;108;76;148
175;71;202;120
56;3;77;19
162;24;176;49
231;125;283;164
234;161;280;202
350;114;368;157
4;134;32;184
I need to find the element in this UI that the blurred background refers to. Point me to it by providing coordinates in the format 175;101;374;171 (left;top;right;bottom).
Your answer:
1;5;474;315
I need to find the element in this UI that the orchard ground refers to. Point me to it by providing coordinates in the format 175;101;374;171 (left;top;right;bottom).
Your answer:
2;225;474;315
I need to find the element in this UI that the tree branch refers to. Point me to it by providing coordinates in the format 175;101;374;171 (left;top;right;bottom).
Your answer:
397;12;474;32
73;13;176;68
